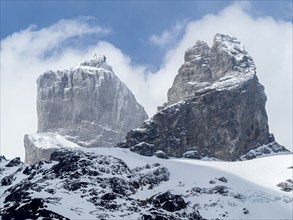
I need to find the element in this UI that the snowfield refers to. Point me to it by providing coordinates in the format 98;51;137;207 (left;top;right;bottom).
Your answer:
86;148;293;219
1;147;292;219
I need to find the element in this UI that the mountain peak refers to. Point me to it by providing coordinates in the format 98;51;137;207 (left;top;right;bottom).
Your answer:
213;33;243;47
120;33;288;161
184;40;210;62
183;34;255;83
27;53;148;164
93;53;106;62
79;53;112;71
212;33;255;74
167;34;257;105
213;33;246;55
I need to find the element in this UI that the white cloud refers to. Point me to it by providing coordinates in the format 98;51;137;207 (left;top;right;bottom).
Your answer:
149;20;188;47
2;18;110;59
1;2;292;160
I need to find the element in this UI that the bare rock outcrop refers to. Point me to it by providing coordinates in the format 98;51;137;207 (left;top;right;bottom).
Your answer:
24;54;148;164
36;54;148;147
119;34;289;161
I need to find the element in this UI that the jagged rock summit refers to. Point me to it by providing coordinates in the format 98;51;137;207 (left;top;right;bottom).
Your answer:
167;34;256;105
24;53;148;164
120;34;289;161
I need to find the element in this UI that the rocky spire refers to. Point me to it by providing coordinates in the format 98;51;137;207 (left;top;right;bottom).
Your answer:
167;33;256;105
25;54;148;164
119;34;288;161
79;53;112;71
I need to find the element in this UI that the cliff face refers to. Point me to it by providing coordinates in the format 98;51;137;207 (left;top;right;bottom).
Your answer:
119;34;288;161
25;54;148;164
36;54;148;148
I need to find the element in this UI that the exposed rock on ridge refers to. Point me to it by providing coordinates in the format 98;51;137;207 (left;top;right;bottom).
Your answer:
167;34;256;105
37;54;148;147
25;54;148;164
1;150;204;220
24;133;80;165
119;34;289;161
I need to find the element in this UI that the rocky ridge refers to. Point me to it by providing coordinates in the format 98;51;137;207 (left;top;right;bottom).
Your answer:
1;149;292;219
119;34;289;161
0;150;203;220
1;34;292;220
25;54;148;164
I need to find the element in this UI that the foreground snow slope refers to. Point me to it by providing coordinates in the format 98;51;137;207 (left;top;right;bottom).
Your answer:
86;148;293;219
91;148;292;192
1;147;292;219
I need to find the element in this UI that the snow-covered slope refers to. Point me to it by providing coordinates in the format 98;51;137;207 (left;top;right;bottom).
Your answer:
1;148;292;219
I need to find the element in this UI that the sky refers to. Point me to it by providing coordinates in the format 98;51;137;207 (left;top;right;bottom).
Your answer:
1;1;292;160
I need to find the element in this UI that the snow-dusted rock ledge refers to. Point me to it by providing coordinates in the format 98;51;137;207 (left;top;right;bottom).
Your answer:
24;133;80;165
240;141;291;160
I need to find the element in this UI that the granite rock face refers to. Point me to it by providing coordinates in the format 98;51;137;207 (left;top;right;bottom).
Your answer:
36;54;148;148
119;34;289;161
167;34;256;105
24;54;147;164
